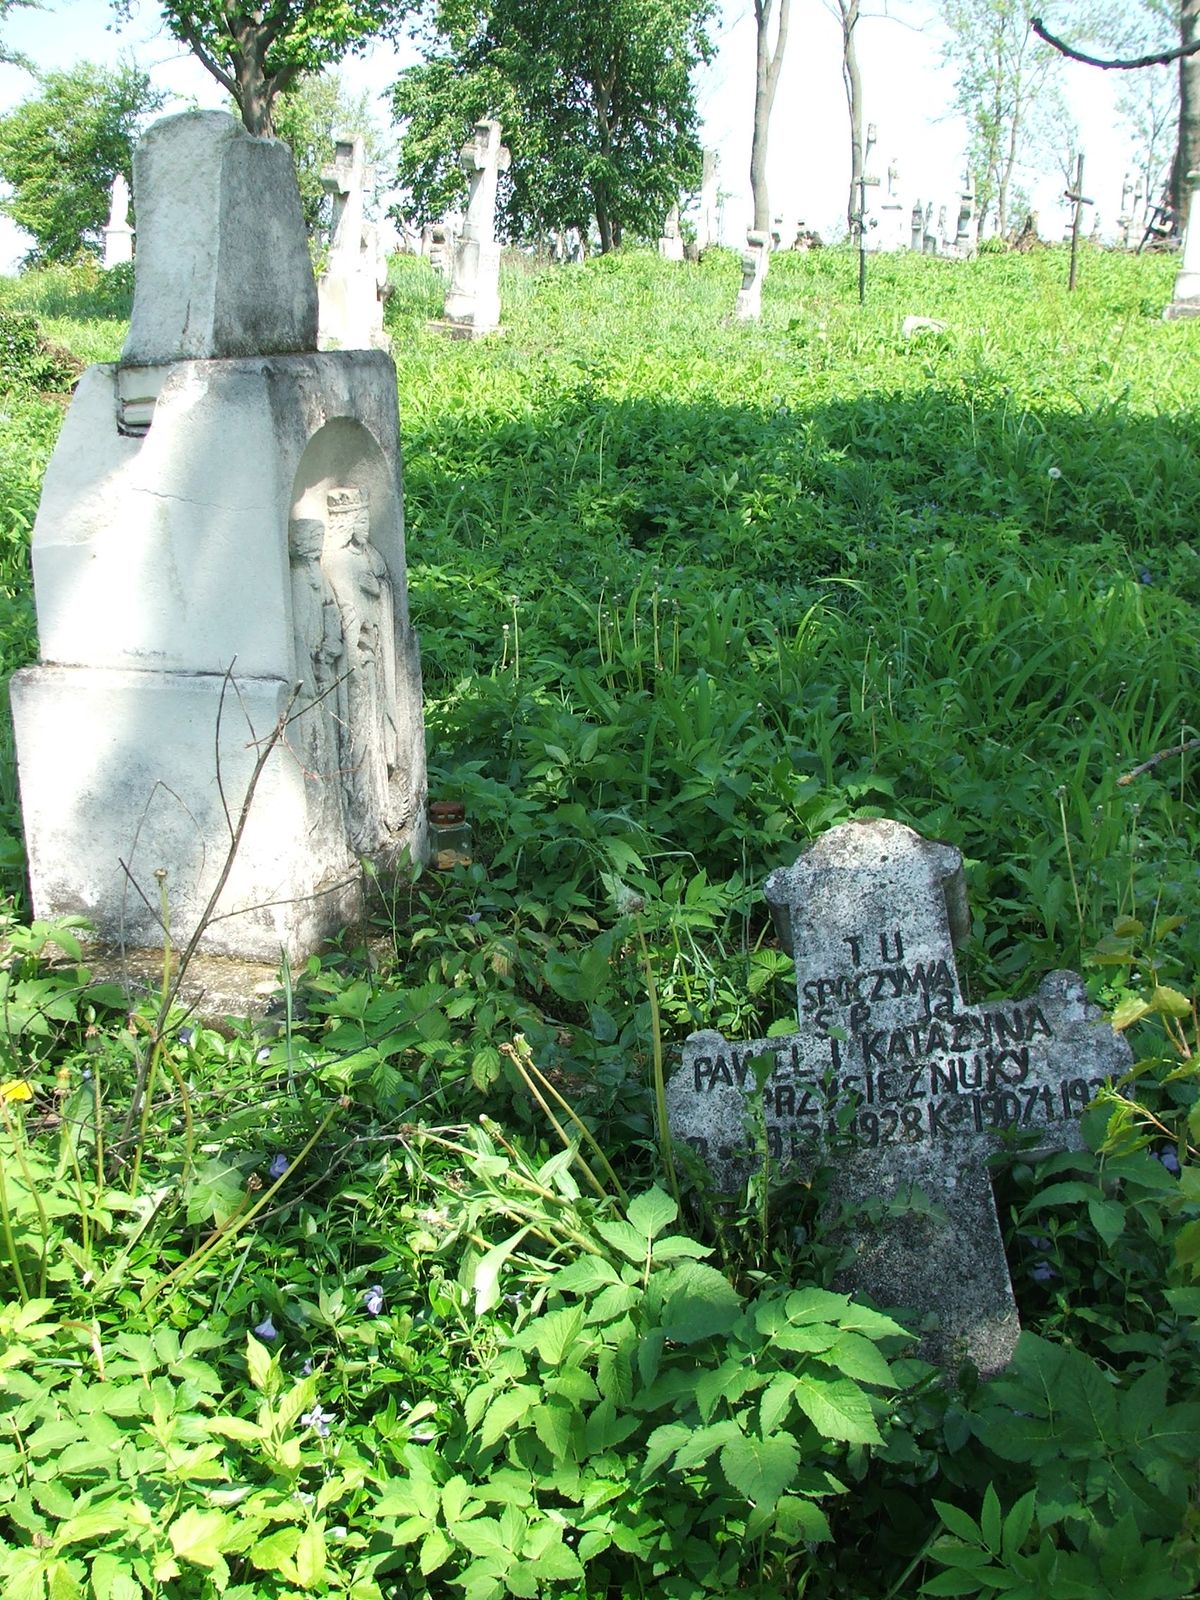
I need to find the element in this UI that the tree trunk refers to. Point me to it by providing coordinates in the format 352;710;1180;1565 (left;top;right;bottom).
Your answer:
1172;0;1200;233
841;0;862;235
751;0;791;233
232;17;276;137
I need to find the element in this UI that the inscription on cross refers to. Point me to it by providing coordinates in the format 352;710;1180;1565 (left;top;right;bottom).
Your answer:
667;819;1131;1375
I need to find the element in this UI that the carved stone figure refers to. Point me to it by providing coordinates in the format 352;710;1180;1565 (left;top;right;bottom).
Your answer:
322;487;401;851
288;515;349;836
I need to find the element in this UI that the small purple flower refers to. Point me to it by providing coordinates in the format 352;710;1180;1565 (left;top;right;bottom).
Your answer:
1029;1262;1058;1285
301;1358;314;1376
254;1315;278;1341
363;1284;385;1316
465;912;482;925
178;1026;195;1046
1159;1147;1181;1175
257;1047;272;1064
300;1403;333;1437
268;1153;289;1180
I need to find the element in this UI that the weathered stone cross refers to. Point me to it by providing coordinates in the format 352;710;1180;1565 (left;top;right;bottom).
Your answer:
460;119;510;244
667;819;1131;1376
321;137;369;258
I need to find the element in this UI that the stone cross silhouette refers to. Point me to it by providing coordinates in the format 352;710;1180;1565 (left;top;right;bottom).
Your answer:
667;819;1131;1376
459;119;510;244
321;137;369;253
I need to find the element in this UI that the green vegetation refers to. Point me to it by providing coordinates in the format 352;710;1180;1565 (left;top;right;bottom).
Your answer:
0;244;1197;1598
0;62;162;265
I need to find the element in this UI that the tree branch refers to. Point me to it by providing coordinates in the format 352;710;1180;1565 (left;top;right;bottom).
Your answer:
1030;16;1200;71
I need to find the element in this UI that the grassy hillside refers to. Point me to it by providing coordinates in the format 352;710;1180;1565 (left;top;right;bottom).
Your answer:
0;245;1196;1599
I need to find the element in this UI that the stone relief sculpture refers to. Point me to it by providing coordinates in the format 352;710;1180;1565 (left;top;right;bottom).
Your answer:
288;515;349;839
321;486;407;853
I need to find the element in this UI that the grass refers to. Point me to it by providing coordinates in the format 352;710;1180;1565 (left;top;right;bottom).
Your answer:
0;241;1196;1599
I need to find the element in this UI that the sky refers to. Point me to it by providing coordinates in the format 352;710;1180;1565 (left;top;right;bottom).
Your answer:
0;0;1149;270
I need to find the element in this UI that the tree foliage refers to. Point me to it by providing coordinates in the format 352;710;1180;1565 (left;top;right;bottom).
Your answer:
0;60;163;266
937;0;1066;235
272;71;389;234
133;0;398;136
392;0;714;252
0;0;37;70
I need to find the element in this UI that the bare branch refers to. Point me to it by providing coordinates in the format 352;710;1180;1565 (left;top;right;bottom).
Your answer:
1030;16;1200;71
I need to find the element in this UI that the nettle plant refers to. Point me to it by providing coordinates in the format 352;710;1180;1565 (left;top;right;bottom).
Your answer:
368;1134;914;1600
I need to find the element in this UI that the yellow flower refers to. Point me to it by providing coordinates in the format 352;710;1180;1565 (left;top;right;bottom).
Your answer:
0;1080;32;1103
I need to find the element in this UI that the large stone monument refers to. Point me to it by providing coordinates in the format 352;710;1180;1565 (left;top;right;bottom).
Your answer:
318;135;389;351
1164;171;1200;318
11;111;428;962
734;229;769;321
667;820;1130;1376
103;174;134;268
442;119;510;336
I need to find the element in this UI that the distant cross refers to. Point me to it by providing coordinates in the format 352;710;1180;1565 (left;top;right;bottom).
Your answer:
1064;153;1093;291
668;819;1130;1375
459;119;511;244
321;137;369;262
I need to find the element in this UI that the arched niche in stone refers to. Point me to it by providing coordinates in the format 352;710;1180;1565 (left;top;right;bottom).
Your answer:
287;417;425;865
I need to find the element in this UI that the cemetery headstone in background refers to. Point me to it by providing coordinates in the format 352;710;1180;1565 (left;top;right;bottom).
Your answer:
658;203;684;262
103;174;133;269
441;119;510;336
11;110;428;962
667;819;1131;1375
1164;170;1200;319
318;134;389;351
734;229;768;321
696;150;719;252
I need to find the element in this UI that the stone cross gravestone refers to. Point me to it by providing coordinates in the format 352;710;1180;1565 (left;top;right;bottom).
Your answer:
443;119;510;335
318;135;389;351
910;201;923;253
103;174;134;268
1164;170;1200;318
658;203;684;262
734;229;769;321
11;111;428;962
667;819;1131;1376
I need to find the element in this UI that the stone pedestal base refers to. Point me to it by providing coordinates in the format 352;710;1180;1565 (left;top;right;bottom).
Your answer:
1163;300;1200;320
11;666;363;961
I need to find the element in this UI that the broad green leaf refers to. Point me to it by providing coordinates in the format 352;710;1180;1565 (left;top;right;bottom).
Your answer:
650;1235;712;1262
1111;996;1151;1031
419;1528;453;1576
479;1385;537;1448
661;1263;742;1343
250;1528;301;1568
452;1514;509;1561
626;1187;678;1240
934;1500;982;1545
775;1494;833;1543
546;1258;621;1296
784;1287;851;1324
1021;1181;1098;1210
643;1422;691;1477
774;1322;841;1354
819;1330;897;1389
594;1218;649;1264
245;1336;277;1397
55;1508;130;1546
1001;1489;1037;1563
295;1525;326;1589
759;1372;798;1435
793;1375;882;1445
520;1306;584;1368
597;1342;632;1407
1151;984;1192;1018
720;1432;799;1509
531;1400;575;1460
170;1507;228;1568
1087;1197;1125;1247
920;1566;992;1594
673;1419;743;1471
